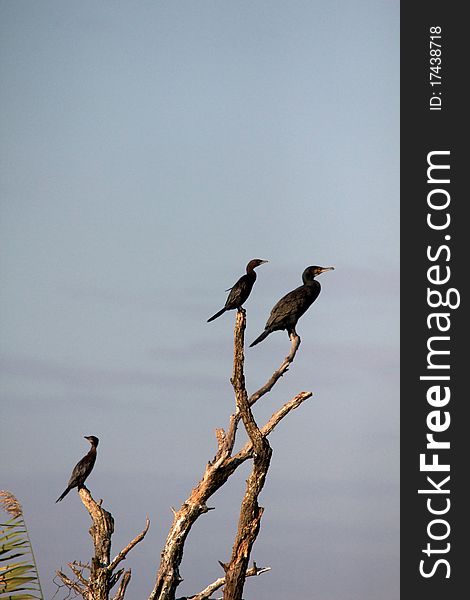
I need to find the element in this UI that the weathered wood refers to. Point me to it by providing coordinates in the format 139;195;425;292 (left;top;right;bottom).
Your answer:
223;330;301;454
109;517;150;571
56;487;149;600
148;456;245;600
188;563;271;600
149;309;312;600
112;569;132;600
222;310;272;600
79;487;114;600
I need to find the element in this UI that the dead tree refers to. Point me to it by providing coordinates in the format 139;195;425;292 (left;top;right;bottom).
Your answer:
148;308;312;600
56;308;312;600
56;486;149;600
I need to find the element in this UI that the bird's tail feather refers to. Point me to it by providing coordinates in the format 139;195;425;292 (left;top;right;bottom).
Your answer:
249;329;271;347
56;487;70;503
207;307;226;322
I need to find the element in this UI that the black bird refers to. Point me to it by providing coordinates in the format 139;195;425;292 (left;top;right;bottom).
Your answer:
250;265;334;347
207;259;268;322
56;436;99;502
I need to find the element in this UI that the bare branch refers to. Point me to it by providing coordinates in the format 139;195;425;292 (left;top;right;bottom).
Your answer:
189;563;271;600
249;332;301;406
224;332;301;452
231;391;312;465
261;390;312;434
230;309;265;449
56;569;86;597
189;576;225;600
59;487;145;600
68;561;89;587
223;310;273;600
112;569;132;600
78;486;114;566
109;569;125;589
108;517;150;571
149;312;309;600
221;412;239;456
215;428;226;450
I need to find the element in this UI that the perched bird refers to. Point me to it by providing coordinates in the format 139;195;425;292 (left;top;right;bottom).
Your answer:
250;265;334;347
207;259;268;322
56;436;99;502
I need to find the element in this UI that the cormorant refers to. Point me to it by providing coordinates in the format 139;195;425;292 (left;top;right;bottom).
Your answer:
250;265;334;347
56;436;99;502
207;259;268;322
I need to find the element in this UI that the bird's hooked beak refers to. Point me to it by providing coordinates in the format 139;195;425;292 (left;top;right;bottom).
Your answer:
319;266;334;274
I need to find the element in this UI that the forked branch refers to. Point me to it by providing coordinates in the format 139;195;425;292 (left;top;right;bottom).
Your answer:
223;331;301;454
222;310;272;600
149;309;311;600
56;487;149;600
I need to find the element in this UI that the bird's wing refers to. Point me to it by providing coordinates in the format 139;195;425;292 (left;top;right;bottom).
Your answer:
266;284;320;328
226;285;244;306
225;274;252;308
266;290;303;327
67;453;96;487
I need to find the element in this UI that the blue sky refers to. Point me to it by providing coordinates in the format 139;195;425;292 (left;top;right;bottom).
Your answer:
1;2;399;599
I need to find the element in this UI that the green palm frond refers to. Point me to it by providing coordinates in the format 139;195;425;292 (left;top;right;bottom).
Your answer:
0;491;43;600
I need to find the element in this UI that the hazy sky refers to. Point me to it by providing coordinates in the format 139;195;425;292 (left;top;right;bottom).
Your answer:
1;2;399;599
